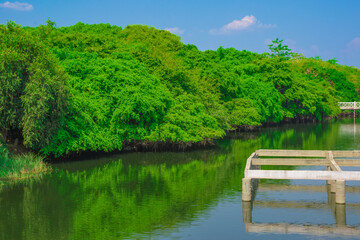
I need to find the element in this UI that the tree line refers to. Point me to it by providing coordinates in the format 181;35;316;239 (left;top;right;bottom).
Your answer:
0;21;359;157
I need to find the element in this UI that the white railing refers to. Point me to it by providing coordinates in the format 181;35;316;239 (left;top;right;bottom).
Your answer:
339;102;360;110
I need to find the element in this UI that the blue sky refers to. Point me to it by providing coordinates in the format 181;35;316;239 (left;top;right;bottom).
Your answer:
1;0;360;68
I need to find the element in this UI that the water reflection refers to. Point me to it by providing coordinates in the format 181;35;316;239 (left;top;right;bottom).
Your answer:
0;149;250;240
1;119;360;239
243;182;360;237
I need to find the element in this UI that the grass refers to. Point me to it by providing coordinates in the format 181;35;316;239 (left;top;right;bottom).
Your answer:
0;143;52;183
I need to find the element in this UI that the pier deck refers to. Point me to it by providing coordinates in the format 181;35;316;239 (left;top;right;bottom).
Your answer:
242;149;360;204
242;150;360;236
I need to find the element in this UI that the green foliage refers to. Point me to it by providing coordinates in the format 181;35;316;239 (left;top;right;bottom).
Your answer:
0;142;50;180
225;98;261;126
255;57;294;92
337;64;360;91
1;21;359;156
147;94;225;142
42;52;172;155
327;57;338;65
310;56;322;60
238;78;283;123
283;76;341;119
268;38;292;60
293;59;358;102
0;22;68;149
327;68;358;101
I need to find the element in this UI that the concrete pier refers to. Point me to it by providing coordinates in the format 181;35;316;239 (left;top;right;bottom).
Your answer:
335;180;346;204
242;178;252;202
242;150;360;204
242;171;358;237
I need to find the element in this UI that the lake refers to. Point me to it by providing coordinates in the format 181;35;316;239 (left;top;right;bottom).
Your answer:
1;119;360;239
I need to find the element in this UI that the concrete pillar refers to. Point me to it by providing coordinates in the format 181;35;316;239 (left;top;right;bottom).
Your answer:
335;180;346;204
242;201;253;223
242;178;252;202
326;184;337;217
330;193;336;217
354;102;356;124
335;204;346;226
330;180;336;193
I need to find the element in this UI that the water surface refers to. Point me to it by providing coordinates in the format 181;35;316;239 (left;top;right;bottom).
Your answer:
1;119;360;239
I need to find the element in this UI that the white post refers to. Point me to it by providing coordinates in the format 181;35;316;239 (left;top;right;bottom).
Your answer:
354;101;356;124
242;178;252;201
242;201;252;223
335;203;346;226
335;180;346;204
331;180;336;193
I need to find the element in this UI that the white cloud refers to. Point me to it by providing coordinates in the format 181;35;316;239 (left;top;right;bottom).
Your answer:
0;1;33;11
210;15;276;34
223;15;257;31
164;27;184;35
339;38;360;68
343;37;360;54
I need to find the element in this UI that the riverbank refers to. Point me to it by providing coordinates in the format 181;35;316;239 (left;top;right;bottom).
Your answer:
0;115;356;184
46;115;354;162
2;115;357;166
0;143;51;184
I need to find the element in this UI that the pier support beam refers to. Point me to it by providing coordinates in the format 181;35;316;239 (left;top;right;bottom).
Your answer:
335;180;346;204
242;178;252;202
335;204;346;225
242;201;253;223
330;180;336;193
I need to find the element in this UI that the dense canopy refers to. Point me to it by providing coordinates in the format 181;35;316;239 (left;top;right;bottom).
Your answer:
1;21;359;156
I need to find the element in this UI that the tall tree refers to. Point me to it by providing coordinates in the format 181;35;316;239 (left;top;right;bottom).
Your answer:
0;22;68;148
